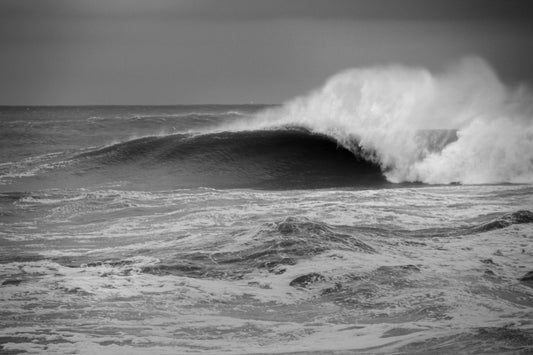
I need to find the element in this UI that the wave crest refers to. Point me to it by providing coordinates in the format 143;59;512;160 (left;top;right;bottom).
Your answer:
227;57;533;184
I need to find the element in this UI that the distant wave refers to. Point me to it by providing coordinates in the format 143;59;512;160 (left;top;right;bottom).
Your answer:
224;57;533;184
85;109;250;122
468;210;533;233
396;209;533;238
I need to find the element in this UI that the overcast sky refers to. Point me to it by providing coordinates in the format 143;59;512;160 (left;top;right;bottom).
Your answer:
1;0;532;105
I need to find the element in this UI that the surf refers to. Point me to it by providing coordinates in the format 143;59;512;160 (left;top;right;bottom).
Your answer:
225;57;533;184
3;57;532;190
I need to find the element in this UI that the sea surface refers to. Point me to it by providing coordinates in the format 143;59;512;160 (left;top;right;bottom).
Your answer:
0;104;532;354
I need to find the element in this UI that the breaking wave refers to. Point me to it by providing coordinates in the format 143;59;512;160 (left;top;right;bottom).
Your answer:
226;57;533;184
5;57;532;189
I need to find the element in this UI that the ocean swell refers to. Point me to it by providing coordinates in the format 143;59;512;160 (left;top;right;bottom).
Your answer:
73;127;387;189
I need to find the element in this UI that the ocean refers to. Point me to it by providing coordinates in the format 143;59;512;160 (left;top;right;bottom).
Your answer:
1;60;533;354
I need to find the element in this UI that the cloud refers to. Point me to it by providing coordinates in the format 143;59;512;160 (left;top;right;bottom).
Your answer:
1;0;532;104
1;0;532;22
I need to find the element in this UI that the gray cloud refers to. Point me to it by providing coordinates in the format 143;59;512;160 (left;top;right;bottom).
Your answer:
1;0;532;104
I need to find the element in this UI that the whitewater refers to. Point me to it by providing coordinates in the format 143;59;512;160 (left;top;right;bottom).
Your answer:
0;57;532;354
226;57;533;184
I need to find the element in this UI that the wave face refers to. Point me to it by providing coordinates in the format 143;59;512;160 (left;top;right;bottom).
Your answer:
74;127;387;189
226;57;533;184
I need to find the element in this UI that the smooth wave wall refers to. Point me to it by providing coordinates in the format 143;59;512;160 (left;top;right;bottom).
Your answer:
73;128;386;189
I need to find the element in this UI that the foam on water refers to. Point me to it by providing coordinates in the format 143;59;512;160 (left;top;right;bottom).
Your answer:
2;184;533;353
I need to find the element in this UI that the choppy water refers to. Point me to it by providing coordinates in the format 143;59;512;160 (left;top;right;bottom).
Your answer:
1;105;532;354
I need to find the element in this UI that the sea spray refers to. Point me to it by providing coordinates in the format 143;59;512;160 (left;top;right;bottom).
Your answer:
228;57;533;184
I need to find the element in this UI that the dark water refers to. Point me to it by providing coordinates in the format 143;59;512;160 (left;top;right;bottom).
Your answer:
0;106;532;354
1;106;388;190
74;128;389;190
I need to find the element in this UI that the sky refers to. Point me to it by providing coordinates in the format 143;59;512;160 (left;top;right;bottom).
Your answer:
1;0;532;105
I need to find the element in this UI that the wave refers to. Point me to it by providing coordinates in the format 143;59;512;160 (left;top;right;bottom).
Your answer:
73;127;389;189
468;210;533;233
51;210;533;281
224;57;533;184
85;108;250;122
8;57;531;189
392;210;533;238
68;217;376;280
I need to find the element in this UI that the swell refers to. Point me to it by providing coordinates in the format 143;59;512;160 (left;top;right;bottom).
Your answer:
72;127;388;189
53;216;376;280
383;210;533;239
48;210;533;281
141;216;376;279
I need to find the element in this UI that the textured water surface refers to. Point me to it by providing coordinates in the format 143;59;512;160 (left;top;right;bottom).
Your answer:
0;106;532;354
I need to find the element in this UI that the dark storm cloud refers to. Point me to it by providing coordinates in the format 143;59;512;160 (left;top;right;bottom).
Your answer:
1;0;532;104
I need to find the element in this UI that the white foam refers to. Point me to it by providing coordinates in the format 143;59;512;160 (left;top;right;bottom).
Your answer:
225;57;533;184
